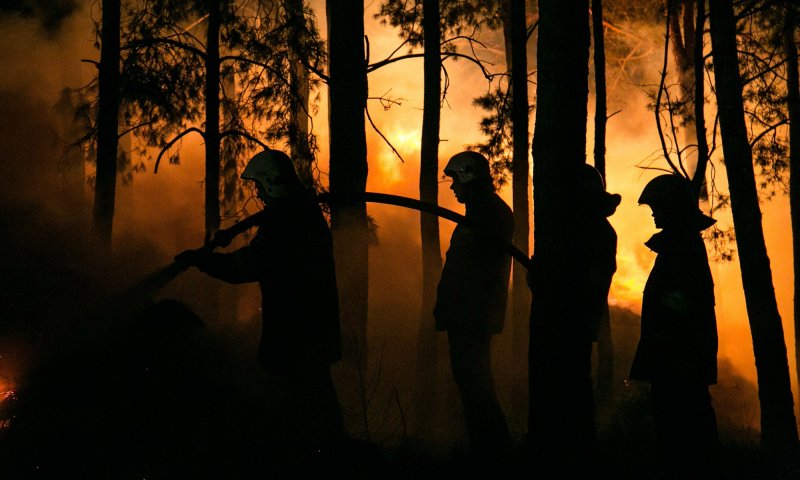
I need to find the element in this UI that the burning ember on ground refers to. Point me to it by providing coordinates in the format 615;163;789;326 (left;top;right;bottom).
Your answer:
0;386;17;430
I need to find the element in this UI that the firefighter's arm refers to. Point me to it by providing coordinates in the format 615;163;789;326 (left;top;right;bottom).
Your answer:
175;246;260;284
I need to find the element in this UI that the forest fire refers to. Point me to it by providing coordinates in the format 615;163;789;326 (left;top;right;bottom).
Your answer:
1;0;799;478
608;249;648;311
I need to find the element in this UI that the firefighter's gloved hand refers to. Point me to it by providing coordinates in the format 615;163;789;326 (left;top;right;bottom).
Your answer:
174;248;209;268
212;228;235;248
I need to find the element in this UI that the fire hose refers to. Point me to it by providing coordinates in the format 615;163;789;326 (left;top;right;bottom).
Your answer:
212;191;531;269
126;191;533;302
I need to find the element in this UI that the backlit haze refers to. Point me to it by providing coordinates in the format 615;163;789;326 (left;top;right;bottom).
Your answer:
0;1;795;431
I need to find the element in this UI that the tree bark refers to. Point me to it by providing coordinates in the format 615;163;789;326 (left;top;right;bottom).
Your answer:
591;0;614;410
287;0;314;189
503;0;532;425
529;0;593;465
784;0;800;422
414;0;444;439
93;0;121;251
669;0;711;200
692;0;710;198
592;0;607;181
205;0;221;239
709;0;799;450
326;0;370;372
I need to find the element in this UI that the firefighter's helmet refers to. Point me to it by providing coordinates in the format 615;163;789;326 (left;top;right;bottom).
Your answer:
639;174;715;229
443;151;491;184
579;163;621;216
241;149;300;199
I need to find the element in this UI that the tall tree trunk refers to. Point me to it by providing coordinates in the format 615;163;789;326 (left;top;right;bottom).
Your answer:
414;0;443;439
287;0;315;189
667;0;695;164
591;0;614;412
784;0;800;421
221;70;238;220
528;0;592;467
709;0;799;450
326;0;369;374
668;0;695;109
205;0;221;240
94;0;121;252
503;0;532;425
669;0;711;201
592;0;607;181
691;0;710;197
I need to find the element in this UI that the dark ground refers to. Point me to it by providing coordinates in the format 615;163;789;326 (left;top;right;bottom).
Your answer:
0;293;797;479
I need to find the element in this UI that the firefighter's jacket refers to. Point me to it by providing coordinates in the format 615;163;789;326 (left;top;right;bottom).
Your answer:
578;215;618;341
197;194;341;375
629;228;718;385
434;190;514;335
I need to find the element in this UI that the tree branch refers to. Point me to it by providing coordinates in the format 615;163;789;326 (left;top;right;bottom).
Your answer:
123;37;207;61
655;7;684;176
154;127;205;173
749;119;789;148
365;106;404;163
117;120;156;140
220;129;269;149
81;58;100;69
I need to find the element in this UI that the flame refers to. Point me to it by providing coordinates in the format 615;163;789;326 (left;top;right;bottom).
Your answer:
609;249;649;312
0;386;17;430
372;127;421;188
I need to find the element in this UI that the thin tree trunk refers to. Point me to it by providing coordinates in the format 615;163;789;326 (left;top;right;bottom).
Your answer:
529;0;592;465
205;0;221;240
783;0;800;422
414;0;443;439
669;0;711;201
326;0;369;373
591;0;614;410
94;0;121;251
287;0;314;189
592;0;607;180
504;0;531;425
709;0;799;450
692;0;710;197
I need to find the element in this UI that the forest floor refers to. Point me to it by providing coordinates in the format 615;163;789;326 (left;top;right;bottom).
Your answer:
350;431;800;480
0;267;797;480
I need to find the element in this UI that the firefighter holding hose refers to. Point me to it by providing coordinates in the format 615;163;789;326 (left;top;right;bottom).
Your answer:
174;149;344;458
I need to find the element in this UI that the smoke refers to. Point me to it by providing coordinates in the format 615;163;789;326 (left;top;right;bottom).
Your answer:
0;0;794;456
0;0;80;35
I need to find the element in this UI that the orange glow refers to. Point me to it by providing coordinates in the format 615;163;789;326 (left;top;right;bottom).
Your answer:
374;127;421;187
1;1;797;437
609;249;649;311
0;385;16;430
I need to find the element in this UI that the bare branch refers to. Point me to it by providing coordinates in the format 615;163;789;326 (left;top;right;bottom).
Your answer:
81;58;100;69
365;106;404;163
154;127;205;173
369;52;424;71
663;83;690;178
749;119;789;148
117;120;156;140
527;19;539;41
655;7;684;177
